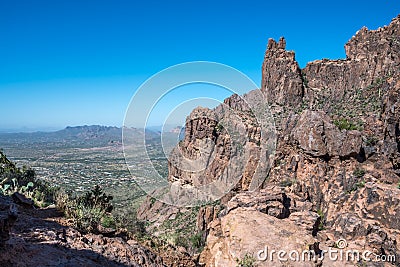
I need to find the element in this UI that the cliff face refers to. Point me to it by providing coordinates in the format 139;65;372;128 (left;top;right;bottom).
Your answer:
262;37;305;107
136;15;400;266
167;92;265;191
200;15;400;266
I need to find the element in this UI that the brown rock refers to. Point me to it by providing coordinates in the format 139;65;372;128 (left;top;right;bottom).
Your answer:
12;192;34;207
262;37;305;107
199;207;318;267
292;110;362;158
0;202;17;246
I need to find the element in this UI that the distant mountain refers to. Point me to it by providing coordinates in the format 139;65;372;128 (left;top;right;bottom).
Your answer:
59;125;122;140
0;125;182;148
0;125;126;149
0;127;61;133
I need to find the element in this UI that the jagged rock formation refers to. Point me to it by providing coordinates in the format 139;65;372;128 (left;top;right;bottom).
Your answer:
197;15;400;266
136;15;400;266
262;37;305;107
167;90;271;192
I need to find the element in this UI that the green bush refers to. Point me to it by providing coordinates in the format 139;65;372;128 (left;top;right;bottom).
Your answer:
365;136;378;146
101;215;116;228
317;209;325;231
355;180;366;188
333;118;359;131
73;205;104;233
80;185;113;213
190;231;205;251
301;72;309;88
215;123;224;133
280;179;296;187
0;151;57;206
236;253;256;267
353;168;366;178
347;182;366;194
55;185;115;233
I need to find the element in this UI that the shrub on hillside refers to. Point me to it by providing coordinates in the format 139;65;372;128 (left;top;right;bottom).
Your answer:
0;151;57;206
55;185;115;233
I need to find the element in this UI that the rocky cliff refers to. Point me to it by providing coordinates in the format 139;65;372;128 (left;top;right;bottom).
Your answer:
199;15;400;266
167;92;267;191
135;15;400;267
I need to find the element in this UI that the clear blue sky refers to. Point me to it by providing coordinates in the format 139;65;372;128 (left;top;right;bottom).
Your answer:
0;0;398;131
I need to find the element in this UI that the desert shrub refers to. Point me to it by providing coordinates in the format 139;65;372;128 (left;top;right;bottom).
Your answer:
113;210;148;239
301;72;309;88
346;170;366;193
0;151;57;206
355;180;366;188
333;118;359;131
280;179;296;187
347;181;366;194
353;168;366;178
236;253;256;267
215;123;224;133
365;135;379;146
101;215;116;228
79;185;113;212
55;185;115;233
73;205;104;232
171;233;188;247
189;231;206;252
317;209;325;231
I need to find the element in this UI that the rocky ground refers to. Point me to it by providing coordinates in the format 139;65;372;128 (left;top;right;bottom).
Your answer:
0;194;166;267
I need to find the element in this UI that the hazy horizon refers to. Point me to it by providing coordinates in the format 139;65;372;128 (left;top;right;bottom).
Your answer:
0;124;186;134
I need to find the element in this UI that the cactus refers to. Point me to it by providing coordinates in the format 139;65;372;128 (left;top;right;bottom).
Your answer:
0;151;57;206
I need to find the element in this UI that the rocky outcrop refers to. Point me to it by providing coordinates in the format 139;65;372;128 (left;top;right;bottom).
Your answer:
1;226;166;267
200;182;400;266
133;15;400;267
0;196;17;247
292;110;363;158
168;107;227;187
167;91;265;191
197;15;400;267
262;37;305;108
199;207;319;267
304;16;399;105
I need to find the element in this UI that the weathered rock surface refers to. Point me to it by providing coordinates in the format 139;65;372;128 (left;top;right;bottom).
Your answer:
135;15;400;267
199;207;319;267
0;195;166;267
196;15;400;267
167;91;267;191
292;110;363;157
0;196;17;247
262;37;305;107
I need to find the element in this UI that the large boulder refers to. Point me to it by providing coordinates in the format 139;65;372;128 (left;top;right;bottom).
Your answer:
292;110;362;158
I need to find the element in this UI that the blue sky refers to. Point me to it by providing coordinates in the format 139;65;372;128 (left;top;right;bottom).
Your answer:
0;0;398;131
